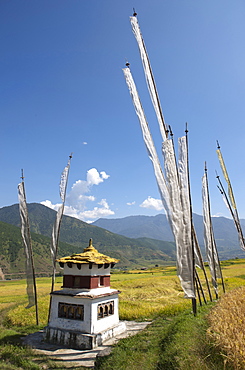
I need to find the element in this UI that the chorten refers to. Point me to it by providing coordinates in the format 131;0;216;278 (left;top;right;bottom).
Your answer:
44;239;126;349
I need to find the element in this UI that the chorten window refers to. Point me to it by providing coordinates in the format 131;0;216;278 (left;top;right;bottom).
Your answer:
97;301;114;319
73;276;81;288
99;276;105;286
58;302;84;321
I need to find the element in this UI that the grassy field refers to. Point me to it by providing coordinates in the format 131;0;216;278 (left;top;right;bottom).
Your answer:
0;259;245;369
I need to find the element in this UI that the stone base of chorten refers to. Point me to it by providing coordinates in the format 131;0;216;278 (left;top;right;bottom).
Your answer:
43;321;127;350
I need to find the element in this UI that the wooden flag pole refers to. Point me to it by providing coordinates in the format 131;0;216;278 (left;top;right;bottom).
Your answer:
192;228;213;302
20;170;39;325
185;124;197;315
195;273;202;306
215;173;233;294
203;165;219;299
48;154;72;323
195;269;207;305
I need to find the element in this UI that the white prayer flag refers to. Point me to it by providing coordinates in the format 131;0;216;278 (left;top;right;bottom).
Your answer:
123;67;195;298
123;67;172;219
202;170;221;295
217;148;245;251
50;156;71;267
176;136;195;297
59;157;71;202
18;182;35;308
130;16;167;141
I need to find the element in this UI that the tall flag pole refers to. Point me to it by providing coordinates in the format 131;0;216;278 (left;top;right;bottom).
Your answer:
50;154;72;294
182;126;196;313
192;227;213;302
48;154;72;323
216;173;245;253
130;12;215;307
18;170;39;325
123;11;204;306
216;142;245;251
123;65;195;301
202;164;225;298
128;11;198;302
123;66;172;220
178;131;211;304
125;11;211;311
162;136;194;300
163;133;195;303
130;11;168;140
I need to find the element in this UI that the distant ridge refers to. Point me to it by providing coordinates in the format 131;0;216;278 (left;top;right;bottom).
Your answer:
92;213;245;260
0;203;244;276
0;203;176;273
92;214;174;241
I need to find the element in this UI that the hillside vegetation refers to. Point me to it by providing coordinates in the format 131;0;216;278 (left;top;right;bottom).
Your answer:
0;221;82;278
0;204;176;275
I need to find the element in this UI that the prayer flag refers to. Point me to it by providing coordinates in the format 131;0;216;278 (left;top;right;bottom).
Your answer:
18;181;36;309
123;67;195;298
50;156;72;267
202;170;221;295
130;15;168;141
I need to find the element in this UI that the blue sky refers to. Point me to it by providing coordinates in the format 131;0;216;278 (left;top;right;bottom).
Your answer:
1;0;245;223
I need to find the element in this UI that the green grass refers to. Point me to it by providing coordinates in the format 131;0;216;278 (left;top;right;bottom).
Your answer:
1;260;245;369
95;304;234;370
0;342;87;369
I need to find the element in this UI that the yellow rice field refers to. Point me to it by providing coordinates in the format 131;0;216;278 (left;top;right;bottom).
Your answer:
1;260;245;369
2;260;245;327
208;286;245;369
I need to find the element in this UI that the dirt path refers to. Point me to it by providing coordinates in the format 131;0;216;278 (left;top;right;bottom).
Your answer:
22;321;151;368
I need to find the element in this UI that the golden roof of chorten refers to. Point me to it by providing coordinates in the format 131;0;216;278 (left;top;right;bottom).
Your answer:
57;239;119;265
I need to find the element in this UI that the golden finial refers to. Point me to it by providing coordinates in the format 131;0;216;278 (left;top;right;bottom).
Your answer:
83;238;97;253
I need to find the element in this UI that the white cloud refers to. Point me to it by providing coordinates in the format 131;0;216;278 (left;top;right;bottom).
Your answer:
211;212;230;218
127;201;136;206
41;200;61;211
41;168;114;222
82;142;87;145
78;199;114;220
100;171;110;180
87;168;110;186
140;196;164;211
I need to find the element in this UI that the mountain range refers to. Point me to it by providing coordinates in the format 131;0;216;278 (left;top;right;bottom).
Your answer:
0;203;176;276
0;203;244;277
92;213;245;260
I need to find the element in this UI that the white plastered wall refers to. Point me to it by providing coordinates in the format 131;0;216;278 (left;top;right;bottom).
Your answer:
48;293;119;334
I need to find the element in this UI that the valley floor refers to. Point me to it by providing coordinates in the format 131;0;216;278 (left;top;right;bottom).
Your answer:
1;261;245;369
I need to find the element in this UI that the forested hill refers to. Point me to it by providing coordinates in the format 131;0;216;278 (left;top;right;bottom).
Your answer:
0;220;81;278
1;202;244;277
0;204;176;275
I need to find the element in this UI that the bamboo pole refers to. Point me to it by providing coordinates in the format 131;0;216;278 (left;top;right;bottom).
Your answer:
185;124;197;315
48;154;72;323
192;228;213;302
203;165;219;299
20;171;39;325
195;274;202;306
195;269;207;305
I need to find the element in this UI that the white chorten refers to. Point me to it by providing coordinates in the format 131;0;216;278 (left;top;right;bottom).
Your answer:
44;239;126;349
